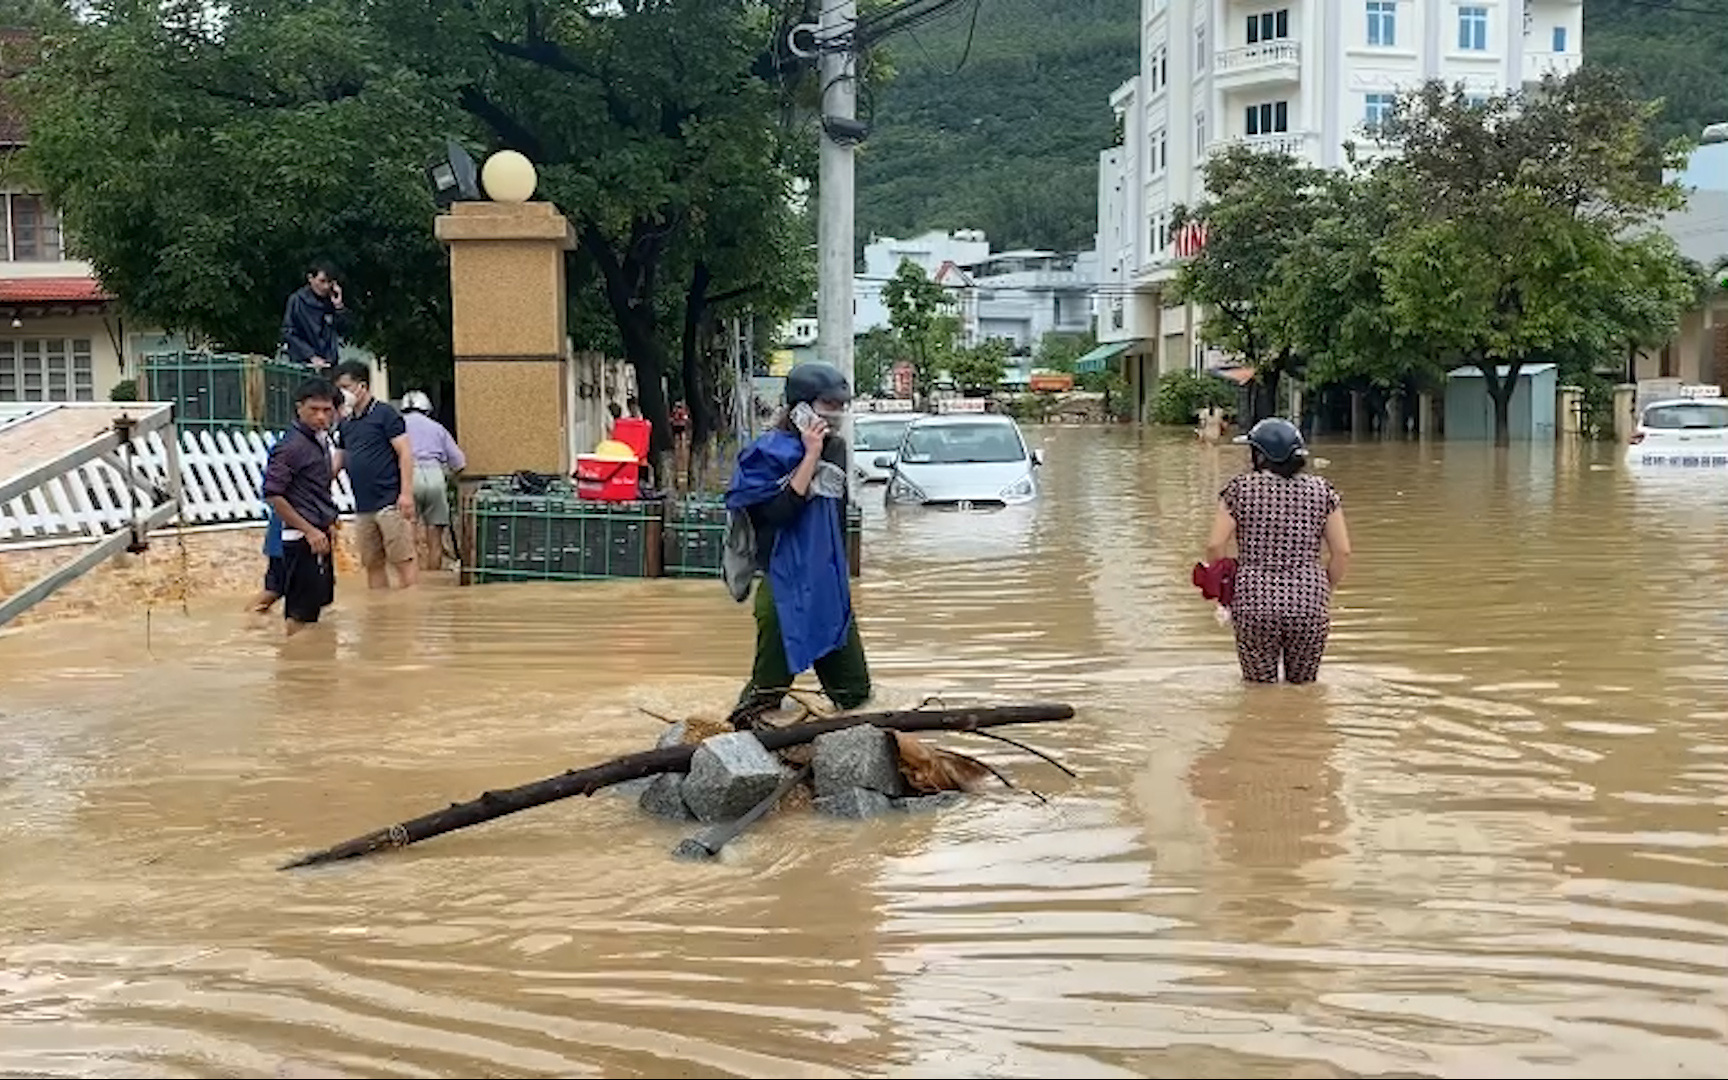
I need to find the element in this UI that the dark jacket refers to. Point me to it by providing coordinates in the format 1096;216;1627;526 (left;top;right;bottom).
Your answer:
281;285;346;367
262;422;339;532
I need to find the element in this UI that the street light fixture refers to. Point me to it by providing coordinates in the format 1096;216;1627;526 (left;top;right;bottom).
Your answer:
426;138;481;209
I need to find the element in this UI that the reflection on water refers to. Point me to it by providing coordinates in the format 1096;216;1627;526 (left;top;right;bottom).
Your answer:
3;429;1726;1078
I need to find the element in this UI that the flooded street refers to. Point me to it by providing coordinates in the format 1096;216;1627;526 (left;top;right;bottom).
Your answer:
2;426;1725;1078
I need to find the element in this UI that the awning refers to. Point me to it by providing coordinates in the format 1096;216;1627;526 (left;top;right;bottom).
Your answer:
1074;339;1136;374
0;276;116;304
1207;365;1256;386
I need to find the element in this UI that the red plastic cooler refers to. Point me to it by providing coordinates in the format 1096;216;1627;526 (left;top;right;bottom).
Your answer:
575;455;639;501
610;417;651;462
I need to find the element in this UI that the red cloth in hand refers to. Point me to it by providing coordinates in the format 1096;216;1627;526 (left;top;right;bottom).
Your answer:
1191;557;1237;607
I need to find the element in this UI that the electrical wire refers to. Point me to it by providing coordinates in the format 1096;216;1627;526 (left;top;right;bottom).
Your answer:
904;0;984;77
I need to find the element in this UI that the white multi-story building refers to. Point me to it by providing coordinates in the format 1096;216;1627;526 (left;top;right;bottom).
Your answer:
1093;0;1584;419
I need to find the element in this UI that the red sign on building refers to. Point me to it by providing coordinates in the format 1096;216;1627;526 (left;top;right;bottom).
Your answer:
892;361;914;399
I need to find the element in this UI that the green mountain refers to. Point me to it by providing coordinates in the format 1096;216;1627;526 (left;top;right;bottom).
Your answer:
856;0;1140;254
857;0;1728;255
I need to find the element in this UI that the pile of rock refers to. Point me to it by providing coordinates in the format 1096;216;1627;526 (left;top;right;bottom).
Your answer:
636;721;965;826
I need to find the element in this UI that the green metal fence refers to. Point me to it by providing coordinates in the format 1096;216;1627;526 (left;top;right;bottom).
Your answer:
140;352;309;431
662;495;862;579
471;485;664;582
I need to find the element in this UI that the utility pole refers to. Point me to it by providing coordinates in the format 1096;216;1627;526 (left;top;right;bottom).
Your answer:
816;0;859;487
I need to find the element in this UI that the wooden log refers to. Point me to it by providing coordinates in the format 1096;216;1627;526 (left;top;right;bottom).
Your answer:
280;703;1075;870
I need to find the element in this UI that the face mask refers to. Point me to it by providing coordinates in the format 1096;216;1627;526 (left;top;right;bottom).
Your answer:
816;406;847;425
341;388;359;410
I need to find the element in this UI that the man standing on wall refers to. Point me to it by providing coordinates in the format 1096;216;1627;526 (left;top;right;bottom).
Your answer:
281;260;347;370
262;379;342;635
332;359;418;589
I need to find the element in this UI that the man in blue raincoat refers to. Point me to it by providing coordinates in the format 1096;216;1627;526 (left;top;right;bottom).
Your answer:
725;362;870;722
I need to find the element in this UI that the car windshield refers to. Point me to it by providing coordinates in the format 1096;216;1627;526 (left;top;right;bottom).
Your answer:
1643;403;1728;430
899;422;1026;464
854;418;915;451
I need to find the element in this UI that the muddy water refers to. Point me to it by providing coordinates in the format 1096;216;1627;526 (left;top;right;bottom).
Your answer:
1;427;1725;1078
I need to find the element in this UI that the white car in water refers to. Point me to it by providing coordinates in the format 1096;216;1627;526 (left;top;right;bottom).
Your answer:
880;414;1044;509
852;412;925;483
1625;397;1728;469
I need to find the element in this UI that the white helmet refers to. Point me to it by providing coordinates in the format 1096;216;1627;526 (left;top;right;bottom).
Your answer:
401;390;434;414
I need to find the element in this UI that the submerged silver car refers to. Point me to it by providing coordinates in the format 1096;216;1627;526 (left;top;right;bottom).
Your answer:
879;414;1044;508
852;412;925;483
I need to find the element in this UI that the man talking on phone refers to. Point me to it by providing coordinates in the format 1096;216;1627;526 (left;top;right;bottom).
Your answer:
281;259;348;370
725;361;870;725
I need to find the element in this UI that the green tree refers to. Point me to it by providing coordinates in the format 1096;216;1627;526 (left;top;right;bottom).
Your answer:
371;0;810;457
855;325;898;397
1261;167;1441;395
1599;234;1708;383
1173;145;1326;421
1035;328;1095;373
1375;70;1688;444
17;0;814;459
17;2;455;387
881;258;958;394
949;337;1009;392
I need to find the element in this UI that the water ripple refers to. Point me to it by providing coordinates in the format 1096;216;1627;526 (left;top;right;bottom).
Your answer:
2;432;1726;1076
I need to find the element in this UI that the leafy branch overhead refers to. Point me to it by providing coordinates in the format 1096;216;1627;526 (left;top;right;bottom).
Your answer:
1171;67;1701;444
15;0;825;452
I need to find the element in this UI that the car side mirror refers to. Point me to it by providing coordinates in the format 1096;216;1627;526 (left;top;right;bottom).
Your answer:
1032;448;1045;467
873;455;894;469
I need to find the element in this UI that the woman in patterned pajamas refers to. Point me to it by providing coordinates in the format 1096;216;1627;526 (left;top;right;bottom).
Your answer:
1205;418;1353;684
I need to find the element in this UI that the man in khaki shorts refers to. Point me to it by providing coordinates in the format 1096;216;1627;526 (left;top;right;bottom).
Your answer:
333;360;418;589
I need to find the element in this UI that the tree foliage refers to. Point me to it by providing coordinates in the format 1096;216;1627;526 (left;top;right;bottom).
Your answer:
16;0;816;456
1174;67;1700;445
881;258;958;393
17;1;454;383
1374;70;1688;442
1172;145;1326;420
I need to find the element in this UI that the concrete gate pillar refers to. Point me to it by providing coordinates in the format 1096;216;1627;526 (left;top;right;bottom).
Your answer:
434;199;576;477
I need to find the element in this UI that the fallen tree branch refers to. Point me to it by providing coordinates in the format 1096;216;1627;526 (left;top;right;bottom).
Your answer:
960;729;1079;778
280;703;1075;870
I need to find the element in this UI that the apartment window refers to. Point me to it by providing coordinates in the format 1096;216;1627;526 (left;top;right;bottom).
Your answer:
1364;92;1395;130
1458;6;1488;51
1365;1;1396;47
1465;92;1490;108
1195;25;1206;70
0;194;64;262
1151;127;1168;173
1551;25;1566;51
1245;100;1290;136
1246;9;1291;43
0;339;95;402
1195;110;1207;149
1160;48;1168;86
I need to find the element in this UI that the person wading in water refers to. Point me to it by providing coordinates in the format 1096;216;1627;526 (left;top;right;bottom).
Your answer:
724;362;871;726
1204;417;1353;684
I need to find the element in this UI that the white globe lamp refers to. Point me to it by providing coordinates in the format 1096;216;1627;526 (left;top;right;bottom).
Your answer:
481;150;538;204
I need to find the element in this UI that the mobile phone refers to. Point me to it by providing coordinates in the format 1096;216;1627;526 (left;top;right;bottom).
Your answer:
791;402;821;434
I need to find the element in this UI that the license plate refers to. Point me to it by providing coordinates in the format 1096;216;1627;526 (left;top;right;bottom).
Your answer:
1639;454;1728;466
956;500;973;511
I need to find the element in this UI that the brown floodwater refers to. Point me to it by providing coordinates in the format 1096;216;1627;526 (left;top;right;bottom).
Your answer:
1;427;1725;1078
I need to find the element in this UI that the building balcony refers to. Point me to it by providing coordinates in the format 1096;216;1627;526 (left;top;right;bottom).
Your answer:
1213;42;1300;90
1207;131;1316;160
1522;50;1580;83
